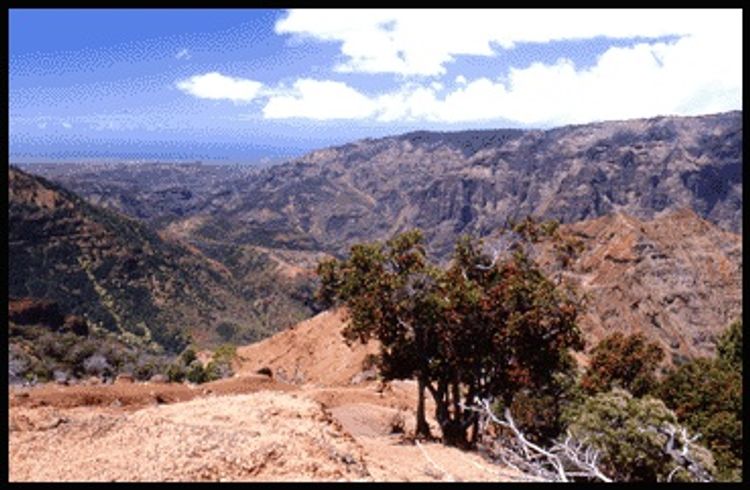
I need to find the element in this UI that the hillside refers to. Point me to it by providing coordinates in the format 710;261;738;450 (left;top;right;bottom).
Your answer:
535;209;742;363
8;166;314;351
24;112;741;260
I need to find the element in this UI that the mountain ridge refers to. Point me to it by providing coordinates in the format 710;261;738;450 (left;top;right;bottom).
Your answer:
8;165;314;351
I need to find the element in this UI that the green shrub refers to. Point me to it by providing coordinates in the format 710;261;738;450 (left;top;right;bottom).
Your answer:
186;360;206;384
716;319;742;372
166;362;186;383
658;357;742;481
203;362;223;382
212;343;236;365
180;346;198;366
564;388;715;482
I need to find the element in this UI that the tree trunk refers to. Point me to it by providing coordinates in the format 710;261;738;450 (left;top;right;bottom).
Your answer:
416;376;431;438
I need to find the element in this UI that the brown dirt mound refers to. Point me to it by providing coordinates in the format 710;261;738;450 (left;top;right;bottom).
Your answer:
9;392;371;482
235;308;378;386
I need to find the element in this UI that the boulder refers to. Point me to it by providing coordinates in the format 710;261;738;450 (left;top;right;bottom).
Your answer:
115;373;134;384
149;373;169;384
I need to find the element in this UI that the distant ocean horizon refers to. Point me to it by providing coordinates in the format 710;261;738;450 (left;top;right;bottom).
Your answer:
8;140;309;166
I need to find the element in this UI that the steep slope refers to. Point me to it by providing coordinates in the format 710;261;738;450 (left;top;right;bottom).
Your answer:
25;112;741;262
175;111;740;258
235;308;378;386
8;166;312;351
536;209;742;363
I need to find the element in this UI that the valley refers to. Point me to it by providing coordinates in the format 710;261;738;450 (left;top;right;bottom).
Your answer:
9;111;743;482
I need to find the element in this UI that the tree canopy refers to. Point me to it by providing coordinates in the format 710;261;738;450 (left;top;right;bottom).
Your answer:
581;331;665;397
317;220;585;447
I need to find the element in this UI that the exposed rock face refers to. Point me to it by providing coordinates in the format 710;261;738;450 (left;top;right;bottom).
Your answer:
24;112;741;260
181;111;742;258
535;209;742;363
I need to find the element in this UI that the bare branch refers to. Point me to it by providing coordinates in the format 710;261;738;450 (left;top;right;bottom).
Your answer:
463;399;612;482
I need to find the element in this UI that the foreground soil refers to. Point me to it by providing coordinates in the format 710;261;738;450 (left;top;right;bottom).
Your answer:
9;309;531;482
9;378;531;482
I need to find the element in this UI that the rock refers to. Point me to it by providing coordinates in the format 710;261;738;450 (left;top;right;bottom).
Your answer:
116;373;135;384
53;370;70;385
149;374;169;384
87;376;102;385
534;210;742;363
350;368;377;385
256;367;273;378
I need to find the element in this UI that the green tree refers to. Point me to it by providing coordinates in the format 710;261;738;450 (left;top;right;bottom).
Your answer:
318;222;584;447
716;318;742;372
658;358;742;481
564;388;715;482
581;332;665;397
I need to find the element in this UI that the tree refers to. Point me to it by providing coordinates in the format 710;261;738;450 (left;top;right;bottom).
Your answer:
716;318;742;373
581;332;665;397
318;229;438;438
318;222;585;448
658;358;742;481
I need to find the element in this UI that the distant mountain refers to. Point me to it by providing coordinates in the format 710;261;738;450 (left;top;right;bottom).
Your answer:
26;112;741;261
8;166;314;352
534;209;742;364
217;111;739;258
30;111;742;256
18;162;261;229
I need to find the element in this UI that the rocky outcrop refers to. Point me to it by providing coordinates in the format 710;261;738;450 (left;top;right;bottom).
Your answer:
535;209;742;363
184;111;743;258
25;112;741;260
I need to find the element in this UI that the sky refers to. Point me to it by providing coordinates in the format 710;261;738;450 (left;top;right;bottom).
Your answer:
9;9;742;163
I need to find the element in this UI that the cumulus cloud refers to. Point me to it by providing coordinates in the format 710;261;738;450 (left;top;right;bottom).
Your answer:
261;9;741;126
275;9;738;77
263;79;377;120
179;10;740;126
176;72;263;103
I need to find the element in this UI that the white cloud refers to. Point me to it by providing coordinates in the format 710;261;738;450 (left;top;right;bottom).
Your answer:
263;79;377;120
176;72;263;103
175;48;191;60
37;122;47;129
61;121;72;129
261;9;741;126
275;9;738;77
179;10;740;126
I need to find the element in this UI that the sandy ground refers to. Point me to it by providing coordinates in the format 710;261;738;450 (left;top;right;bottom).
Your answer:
9;309;532;482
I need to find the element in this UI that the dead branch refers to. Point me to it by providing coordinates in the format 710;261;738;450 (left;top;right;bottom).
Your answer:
463;399;612;482
641;423;713;482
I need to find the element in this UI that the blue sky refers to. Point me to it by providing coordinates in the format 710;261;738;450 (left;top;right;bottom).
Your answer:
9;9;742;163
